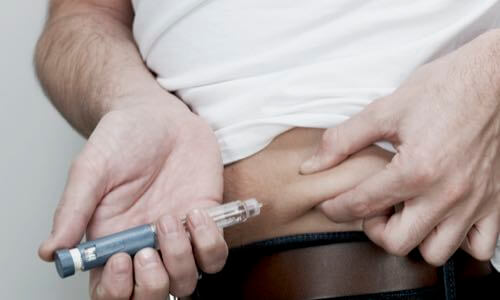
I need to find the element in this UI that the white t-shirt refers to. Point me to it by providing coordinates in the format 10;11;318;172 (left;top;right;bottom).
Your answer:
132;0;500;271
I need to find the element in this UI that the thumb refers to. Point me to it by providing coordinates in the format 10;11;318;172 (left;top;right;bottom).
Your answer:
300;100;395;174
39;153;106;261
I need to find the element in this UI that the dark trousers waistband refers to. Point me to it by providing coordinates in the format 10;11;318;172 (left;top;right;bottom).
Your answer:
191;232;496;300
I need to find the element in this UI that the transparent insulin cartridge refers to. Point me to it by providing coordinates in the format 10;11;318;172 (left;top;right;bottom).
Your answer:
54;199;262;278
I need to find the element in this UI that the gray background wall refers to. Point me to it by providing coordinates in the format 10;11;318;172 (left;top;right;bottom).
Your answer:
0;1;88;299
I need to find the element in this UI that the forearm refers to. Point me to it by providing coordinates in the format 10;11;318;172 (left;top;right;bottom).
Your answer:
35;1;187;136
460;29;500;104
486;29;500;102
476;29;500;98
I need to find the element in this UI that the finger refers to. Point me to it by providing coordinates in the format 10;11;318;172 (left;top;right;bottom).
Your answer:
187;209;229;274
157;215;198;297
89;267;103;300
133;248;170;300
461;213;499;261
363;197;442;257
90;253;133;300
300;100;396;174
318;166;415;222
418;216;472;266
39;150;106;261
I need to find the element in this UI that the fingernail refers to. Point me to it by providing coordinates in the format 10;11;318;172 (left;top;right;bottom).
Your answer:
112;255;130;275
159;215;179;236
138;248;157;267
189;209;206;228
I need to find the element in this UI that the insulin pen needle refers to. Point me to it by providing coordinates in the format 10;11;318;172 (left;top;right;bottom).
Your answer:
54;199;263;278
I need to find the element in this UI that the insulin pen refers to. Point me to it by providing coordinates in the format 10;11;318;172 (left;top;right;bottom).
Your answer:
54;198;262;278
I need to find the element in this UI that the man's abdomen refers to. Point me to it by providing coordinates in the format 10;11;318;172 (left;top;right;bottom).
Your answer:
223;127;394;247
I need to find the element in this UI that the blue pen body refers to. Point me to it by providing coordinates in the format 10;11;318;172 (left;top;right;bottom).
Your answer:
78;224;156;270
55;224;156;278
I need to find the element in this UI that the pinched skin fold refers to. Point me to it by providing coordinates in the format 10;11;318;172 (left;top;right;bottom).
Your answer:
223;127;394;247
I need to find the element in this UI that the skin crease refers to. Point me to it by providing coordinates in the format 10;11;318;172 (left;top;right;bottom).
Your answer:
223;128;394;247
301;29;500;267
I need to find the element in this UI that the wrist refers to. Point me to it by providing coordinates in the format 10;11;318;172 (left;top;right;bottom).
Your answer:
110;89;188;113
102;87;192;120
98;88;210;142
96;89;215;151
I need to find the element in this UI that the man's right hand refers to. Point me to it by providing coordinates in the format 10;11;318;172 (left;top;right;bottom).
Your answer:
38;97;228;299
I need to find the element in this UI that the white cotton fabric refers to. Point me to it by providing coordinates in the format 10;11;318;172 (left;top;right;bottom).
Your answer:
132;0;500;271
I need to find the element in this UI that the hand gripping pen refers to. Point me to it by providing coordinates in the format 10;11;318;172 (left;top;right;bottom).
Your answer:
54;199;262;278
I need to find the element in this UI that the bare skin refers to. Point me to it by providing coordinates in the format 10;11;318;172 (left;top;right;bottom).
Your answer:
302;29;500;266
36;1;228;299
223;127;394;247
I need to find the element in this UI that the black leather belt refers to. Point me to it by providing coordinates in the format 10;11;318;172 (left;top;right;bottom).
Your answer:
190;233;494;299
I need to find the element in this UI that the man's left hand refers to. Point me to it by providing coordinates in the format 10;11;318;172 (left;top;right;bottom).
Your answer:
300;29;500;266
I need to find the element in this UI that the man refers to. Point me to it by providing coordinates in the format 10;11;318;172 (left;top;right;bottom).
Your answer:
37;1;500;299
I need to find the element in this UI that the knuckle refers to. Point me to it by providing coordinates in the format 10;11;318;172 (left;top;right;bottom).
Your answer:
375;110;398;136
382;237;412;257
469;241;495;261
96;285;130;300
203;260;226;274
142;276;169;292
443;180;469;205
69;157;105;185
456;176;472;194
70;155;86;172
323;127;348;156
322;128;336;145
107;288;128;300
348;200;371;218
386;157;407;183
346;188;373;218
71;153;98;175
199;235;223;257
409;162;437;187
170;275;197;297
202;245;229;274
71;143;109;178
421;249;448;267
168;242;192;261
426;256;447;267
